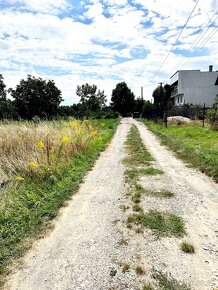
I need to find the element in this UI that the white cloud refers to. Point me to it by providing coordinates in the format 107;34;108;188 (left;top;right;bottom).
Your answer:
0;0;218;104
1;0;70;15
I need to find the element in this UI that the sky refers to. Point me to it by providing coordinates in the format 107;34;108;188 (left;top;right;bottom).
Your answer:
0;0;218;105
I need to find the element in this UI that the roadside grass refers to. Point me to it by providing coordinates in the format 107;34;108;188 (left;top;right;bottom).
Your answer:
0;119;119;287
180;241;195;254
123;125;154;167
127;210;185;237
143;121;218;182
152;270;191;290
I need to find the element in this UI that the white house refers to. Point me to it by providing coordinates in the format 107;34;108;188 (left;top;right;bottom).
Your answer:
170;66;218;107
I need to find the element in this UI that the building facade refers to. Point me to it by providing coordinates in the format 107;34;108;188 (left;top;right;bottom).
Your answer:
170;66;218;107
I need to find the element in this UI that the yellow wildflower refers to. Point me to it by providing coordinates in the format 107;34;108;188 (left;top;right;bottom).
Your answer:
62;136;70;144
37;140;45;150
83;120;89;125
69;121;79;127
28;161;37;169
15;176;25;181
90;130;98;137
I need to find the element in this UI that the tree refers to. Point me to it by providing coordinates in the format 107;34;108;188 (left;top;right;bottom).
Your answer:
142;100;154;119
76;83;107;116
9;75;63;119
111;82;135;116
0;74;6;101
134;97;144;114
152;83;173;118
0;74;18;119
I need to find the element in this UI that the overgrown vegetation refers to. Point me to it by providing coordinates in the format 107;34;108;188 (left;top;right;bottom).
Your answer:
135;184;174;198
0;119;118;286
127;210;185;237
143;121;218;182
123;125;154;166
122;124;188;288
124;125;180;237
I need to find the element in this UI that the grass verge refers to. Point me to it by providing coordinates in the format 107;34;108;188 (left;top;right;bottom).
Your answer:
127;210;185;237
0;119;119;287
143;120;218;182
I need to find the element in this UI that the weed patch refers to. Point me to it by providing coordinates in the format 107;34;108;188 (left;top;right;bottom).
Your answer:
132;204;143;212
122;263;130;273
135;184;174;198
180;242;195;254
153;269;191;290
135;265;145;275
128;210;185;237
123;125;154;167
110;268;117;277
125;168;163;183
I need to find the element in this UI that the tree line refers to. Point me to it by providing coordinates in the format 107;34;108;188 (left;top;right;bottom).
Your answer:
0;74;172;120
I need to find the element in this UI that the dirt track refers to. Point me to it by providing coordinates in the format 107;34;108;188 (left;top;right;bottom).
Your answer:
5;118;218;290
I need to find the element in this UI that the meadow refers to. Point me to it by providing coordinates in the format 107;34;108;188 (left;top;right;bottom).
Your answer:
143;121;218;182
0;118;118;285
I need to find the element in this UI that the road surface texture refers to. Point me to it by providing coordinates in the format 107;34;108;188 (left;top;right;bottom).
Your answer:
4;118;218;290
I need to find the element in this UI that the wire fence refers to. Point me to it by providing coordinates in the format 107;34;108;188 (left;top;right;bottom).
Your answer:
144;104;210;128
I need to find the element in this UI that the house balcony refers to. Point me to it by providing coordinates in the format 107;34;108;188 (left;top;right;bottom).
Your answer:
171;85;178;97
171;88;178;96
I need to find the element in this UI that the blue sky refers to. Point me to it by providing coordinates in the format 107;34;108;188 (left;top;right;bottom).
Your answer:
0;0;217;104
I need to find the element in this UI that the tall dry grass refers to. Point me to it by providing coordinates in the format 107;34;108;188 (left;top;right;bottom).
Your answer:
0;119;98;182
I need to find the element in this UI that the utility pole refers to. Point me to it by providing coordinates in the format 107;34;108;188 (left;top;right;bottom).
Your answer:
158;82;164;87
141;86;144;100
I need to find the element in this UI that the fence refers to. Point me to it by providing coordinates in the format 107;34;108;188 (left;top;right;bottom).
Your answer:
144;104;209;128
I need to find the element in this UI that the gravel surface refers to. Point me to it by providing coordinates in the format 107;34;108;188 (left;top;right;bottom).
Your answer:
4;118;218;290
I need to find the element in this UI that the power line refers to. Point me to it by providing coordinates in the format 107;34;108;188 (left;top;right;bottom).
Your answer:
153;0;200;80
170;12;218;73
179;25;218;68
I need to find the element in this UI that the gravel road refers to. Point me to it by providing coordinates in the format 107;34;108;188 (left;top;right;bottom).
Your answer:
4;118;218;290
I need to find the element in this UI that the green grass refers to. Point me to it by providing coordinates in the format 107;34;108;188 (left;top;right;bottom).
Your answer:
128;210;185;237
180;241;195;254
152;270;191;290
123;125;154;166
0;119;119;287
143;121;218;182
125;167;163;183
135;184;174;198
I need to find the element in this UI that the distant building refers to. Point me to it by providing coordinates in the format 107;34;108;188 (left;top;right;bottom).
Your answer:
170;65;218;107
